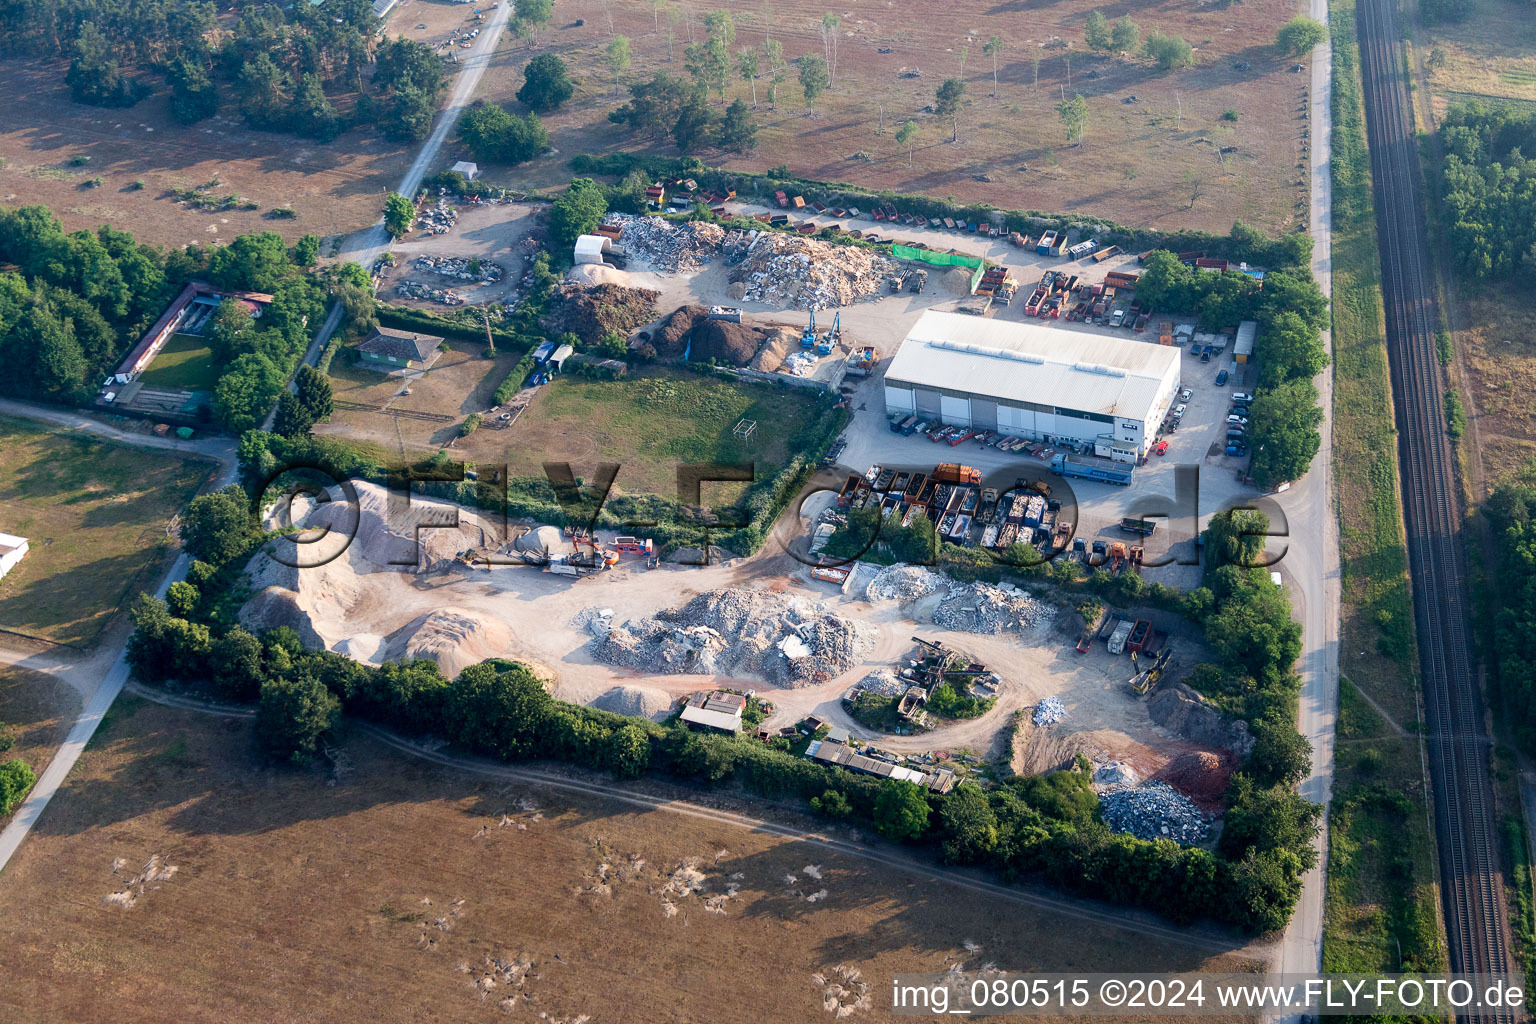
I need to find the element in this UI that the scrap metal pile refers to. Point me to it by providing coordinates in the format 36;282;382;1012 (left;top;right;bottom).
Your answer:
592;587;874;687
606;215;725;272
730;232;903;309
412;255;504;282
1099;783;1209;845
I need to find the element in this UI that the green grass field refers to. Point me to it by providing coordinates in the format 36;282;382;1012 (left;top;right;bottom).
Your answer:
0;417;211;647
136;334;219;391
1322;0;1445;976
468;368;839;500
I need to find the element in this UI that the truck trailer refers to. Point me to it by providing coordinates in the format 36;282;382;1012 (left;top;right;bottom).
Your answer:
1051;452;1134;486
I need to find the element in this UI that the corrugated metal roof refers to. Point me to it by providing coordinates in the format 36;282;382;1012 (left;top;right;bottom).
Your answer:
885;310;1179;422
1234;320;1257;356
680;704;742;732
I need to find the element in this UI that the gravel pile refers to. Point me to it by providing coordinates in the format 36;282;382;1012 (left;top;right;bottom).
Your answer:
865;564;948;603
933;582;1053;634
593;587;874;687
1099;783;1208;845
1092;761;1139;792
730;232;902;309
1032;696;1066;726
609;215;725;272
591;684;674;721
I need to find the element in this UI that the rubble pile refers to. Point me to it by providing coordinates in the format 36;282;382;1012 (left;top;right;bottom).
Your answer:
1099;783;1208;845
1092;761;1139;792
855;669;905;698
933;582;1053;634
1147;683;1255;758
572;607;614;636
865;564;948;603
608;215;725;272
1032;696;1066;726
417;200;458;235
394;280;464;305
412;255;504;282
541;282;659;344
592;587;874;686
730;233;903;309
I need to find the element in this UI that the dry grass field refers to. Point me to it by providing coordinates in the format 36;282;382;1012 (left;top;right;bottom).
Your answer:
0;667;79;809
0;696;1263;1023
1406;0;1536;486
322;340;521;453
462;0;1313;233
0;417;212;648
0;60;412;250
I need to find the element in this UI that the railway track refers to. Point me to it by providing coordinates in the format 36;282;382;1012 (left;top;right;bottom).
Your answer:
1354;0;1511;1004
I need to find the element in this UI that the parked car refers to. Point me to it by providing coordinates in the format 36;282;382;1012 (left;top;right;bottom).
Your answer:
1200;351;1211;363
1173;403;1188;418
1179;388;1193;402
1215;369;1229;385
1227;414;1248;425
1232;391;1253;403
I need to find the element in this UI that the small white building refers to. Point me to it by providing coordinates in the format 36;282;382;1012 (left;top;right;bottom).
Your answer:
573;234;609;265
450;161;479;180
0;533;28;581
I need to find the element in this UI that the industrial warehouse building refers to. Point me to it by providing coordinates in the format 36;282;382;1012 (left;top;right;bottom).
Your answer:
883;311;1181;459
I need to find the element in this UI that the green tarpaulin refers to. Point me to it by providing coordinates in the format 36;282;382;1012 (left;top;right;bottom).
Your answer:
891;244;984;269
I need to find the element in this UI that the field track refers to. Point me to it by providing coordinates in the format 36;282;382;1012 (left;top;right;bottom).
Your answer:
1355;0;1511;1005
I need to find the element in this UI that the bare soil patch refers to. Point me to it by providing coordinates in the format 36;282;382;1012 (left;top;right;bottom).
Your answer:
0;697;1263;1023
464;0;1309;233
0;666;79;798
0;60;411;249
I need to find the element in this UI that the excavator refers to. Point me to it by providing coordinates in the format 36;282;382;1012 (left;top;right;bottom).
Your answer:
1128;647;1173;696
801;308;818;349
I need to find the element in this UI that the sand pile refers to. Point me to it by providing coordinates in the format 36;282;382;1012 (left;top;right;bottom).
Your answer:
240;480;523;660
591;684;674;721
565;262;632;287
384;608;515;679
940;266;973;296
1152;750;1233;804
1147;683;1255;758
593;587;874;687
748;326;799;372
541;282;658;345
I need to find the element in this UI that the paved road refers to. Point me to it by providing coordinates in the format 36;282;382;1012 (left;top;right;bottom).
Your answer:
1272;0;1341;1007
345;0;517;275
0;400;239;877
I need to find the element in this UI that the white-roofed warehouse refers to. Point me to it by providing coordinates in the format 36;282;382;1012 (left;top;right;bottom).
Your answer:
884;310;1180;459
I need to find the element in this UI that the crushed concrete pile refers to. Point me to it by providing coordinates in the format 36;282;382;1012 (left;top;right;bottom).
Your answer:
572;607;615;636
609;215;725;272
1032;696;1066;726
865;564;948;603
383;607;514;679
730;232;902;309
1092;761;1139;792
1147;683;1255;759
1153;750;1233;803
933;582;1053;634
591;684;674;721
593;587;875;686
855;669;905;698
1099;783;1208;845
541;282;658;345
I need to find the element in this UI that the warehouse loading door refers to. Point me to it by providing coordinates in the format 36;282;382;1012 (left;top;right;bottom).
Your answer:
970;399;998;433
915;389;942;419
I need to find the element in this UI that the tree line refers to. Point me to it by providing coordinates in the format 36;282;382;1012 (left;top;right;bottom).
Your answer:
2;0;446;143
1438;101;1536;282
1485;482;1536;751
1135;248;1330;487
126;499;1316;934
